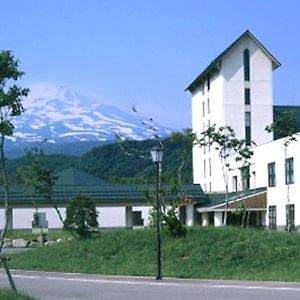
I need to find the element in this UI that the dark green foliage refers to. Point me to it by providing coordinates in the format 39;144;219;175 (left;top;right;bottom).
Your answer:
163;208;187;238
64;194;99;238
16;148;58;203
6;131;193;184
80;135;193;183
0;51;29;136
266;111;298;145
8;153;79;180
0;50;29;291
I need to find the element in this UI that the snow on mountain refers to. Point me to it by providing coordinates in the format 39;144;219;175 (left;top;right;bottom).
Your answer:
8;83;173;144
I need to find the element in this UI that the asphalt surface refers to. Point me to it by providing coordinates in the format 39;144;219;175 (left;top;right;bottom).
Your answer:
1;270;300;300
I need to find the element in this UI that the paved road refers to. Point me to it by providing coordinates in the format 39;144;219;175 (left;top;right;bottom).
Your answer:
1;270;300;300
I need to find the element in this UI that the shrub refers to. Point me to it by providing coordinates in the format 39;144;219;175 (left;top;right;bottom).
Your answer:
163;207;187;238
64;194;99;238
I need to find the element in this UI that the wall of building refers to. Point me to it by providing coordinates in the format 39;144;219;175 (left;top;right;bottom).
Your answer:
191;69;225;191
227;134;300;229
221;36;273;145
191;35;275;194
0;206;152;230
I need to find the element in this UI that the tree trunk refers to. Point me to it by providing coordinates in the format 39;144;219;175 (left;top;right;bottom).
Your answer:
246;210;251;228
53;205;64;225
285;143;291;232
222;156;229;225
0;136;10;252
177;157;185;186
0;134;17;291
241;209;247;228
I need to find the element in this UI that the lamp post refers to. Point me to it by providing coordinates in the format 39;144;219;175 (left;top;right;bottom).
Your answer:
151;146;163;280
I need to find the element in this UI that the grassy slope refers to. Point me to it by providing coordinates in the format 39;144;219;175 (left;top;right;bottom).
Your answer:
0;289;37;300
7;227;300;281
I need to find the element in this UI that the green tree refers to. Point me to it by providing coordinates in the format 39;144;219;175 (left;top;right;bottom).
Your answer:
64;194;99;238
162;179;187;238
169;128;195;184
16;146;63;225
198;124;254;225
265;111;298;231
0;50;29;291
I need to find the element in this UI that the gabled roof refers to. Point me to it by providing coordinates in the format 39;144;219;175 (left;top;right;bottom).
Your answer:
0;184;208;207
55;168;106;186
185;30;281;92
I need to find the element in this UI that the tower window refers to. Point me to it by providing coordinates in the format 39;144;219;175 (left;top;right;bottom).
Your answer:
207;98;210;114
244;49;250;81
245;112;251;145
241;166;250;191
244;88;251;105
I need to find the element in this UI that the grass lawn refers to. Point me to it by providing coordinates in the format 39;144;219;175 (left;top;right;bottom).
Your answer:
6;226;300;281
6;230;74;241
0;288;37;300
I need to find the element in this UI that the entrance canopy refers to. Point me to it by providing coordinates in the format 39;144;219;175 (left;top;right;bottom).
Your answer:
197;187;267;213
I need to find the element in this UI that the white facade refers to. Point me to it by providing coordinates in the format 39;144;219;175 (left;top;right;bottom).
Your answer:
188;31;279;193
187;31;300;229
0;206;152;230
227;136;300;230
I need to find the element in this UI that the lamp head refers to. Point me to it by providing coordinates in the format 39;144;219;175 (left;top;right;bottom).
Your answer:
151;146;163;163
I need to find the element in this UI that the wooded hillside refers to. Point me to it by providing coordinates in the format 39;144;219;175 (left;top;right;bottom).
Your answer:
7;136;193;184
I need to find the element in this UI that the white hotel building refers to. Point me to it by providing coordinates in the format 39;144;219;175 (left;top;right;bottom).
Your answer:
186;30;300;230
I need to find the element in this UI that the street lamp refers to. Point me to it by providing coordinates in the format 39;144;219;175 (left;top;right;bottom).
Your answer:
150;145;163;280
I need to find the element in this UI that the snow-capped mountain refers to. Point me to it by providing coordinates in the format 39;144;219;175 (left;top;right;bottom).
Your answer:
8;83;173;144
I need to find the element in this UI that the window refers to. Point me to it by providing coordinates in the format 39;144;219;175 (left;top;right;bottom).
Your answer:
244;88;251;105
269;206;277;230
285;157;294;185
207;98;210;114
202;101;205;117
245;112;251;145
252;171;256;188
268;162;276;187
241;166;250;190
209;158;212;177
208;120;211;152
245;111;251;126
286;204;295;231
232;176;238;192
207;77;210;91
204;160;206;178
244;49;250;81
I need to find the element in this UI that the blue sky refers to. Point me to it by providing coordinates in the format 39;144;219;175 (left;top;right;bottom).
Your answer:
1;0;300;130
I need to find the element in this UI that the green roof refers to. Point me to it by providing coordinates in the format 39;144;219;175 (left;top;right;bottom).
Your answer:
0;184;208;207
55;168;106;186
186;30;280;92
